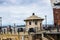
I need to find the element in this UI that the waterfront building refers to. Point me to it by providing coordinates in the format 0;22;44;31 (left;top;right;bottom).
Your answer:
0;13;60;40
0;13;44;40
24;13;44;32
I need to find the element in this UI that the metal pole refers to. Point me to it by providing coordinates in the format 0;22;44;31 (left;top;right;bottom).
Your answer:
45;15;47;27
18;32;20;40
14;23;16;34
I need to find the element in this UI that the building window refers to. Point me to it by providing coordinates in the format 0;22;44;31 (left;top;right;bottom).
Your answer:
35;21;37;25
4;29;6;34
17;28;23;32
40;23;41;27
28;28;35;32
29;22;31;25
7;38;12;40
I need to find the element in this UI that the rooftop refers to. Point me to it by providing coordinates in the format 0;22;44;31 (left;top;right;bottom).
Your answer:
54;2;60;6
24;13;44;21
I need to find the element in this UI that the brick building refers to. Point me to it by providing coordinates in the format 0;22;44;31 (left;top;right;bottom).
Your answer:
50;0;60;26
53;8;60;26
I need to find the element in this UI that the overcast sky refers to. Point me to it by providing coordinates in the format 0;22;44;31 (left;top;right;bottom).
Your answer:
0;0;53;26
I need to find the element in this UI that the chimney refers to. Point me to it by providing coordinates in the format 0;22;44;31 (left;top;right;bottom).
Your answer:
32;13;35;15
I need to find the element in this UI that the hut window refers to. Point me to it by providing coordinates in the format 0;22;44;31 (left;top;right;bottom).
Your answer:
35;21;37;25
40;23;41;27
29;22;31;25
4;29;6;34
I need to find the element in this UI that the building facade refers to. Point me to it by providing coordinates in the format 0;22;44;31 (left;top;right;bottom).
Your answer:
0;13;44;40
24;13;44;32
0;13;60;40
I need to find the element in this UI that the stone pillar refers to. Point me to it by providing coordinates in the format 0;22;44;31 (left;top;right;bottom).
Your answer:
42;34;49;40
24;35;29;40
22;35;24;40
29;35;33;40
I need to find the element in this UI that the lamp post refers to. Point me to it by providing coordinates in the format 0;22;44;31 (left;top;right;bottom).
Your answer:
17;28;20;40
14;23;16;34
45;15;47;27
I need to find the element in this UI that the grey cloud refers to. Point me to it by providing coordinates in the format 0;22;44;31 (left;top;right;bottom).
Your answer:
0;0;50;6
0;0;53;25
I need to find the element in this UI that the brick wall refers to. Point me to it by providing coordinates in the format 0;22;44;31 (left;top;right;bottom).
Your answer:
53;8;60;26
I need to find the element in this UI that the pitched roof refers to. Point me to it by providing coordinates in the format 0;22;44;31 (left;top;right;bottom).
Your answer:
24;13;44;21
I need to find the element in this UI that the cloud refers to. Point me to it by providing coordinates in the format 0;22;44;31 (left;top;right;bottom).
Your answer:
0;0;53;25
0;0;51;6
